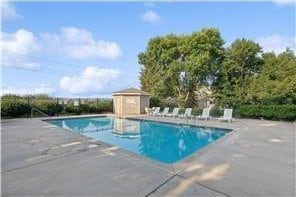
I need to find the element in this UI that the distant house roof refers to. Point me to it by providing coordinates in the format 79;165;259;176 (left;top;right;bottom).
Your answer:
113;87;150;96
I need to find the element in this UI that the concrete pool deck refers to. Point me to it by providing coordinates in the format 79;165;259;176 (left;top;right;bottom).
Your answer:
1;115;295;196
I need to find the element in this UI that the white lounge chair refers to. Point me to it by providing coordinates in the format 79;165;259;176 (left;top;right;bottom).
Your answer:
179;108;192;119
152;107;160;116
218;108;234;122
167;107;180;118
158;107;169;117
197;108;211;120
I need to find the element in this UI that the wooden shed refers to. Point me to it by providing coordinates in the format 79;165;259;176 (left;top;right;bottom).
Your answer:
113;87;150;115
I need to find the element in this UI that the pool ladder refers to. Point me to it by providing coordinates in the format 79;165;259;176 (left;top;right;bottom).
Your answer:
31;108;50;118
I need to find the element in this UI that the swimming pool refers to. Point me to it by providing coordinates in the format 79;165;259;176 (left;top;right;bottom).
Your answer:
47;116;230;163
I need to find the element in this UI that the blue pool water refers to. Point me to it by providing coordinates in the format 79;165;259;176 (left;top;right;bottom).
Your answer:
47;116;230;163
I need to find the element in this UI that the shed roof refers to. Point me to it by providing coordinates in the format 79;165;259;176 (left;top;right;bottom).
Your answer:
113;87;150;96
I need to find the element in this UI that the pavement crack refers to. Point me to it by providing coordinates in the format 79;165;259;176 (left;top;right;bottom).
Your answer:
145;174;178;197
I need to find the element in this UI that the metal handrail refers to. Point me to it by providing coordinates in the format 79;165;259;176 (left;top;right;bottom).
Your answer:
31;107;50;118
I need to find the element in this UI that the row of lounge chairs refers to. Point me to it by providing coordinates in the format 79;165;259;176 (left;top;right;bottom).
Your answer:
147;107;234;123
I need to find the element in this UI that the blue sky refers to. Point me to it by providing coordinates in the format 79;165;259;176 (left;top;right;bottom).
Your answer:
1;1;295;97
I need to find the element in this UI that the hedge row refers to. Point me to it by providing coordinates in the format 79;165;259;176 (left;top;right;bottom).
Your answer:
1;99;113;118
1;99;30;117
235;105;296;121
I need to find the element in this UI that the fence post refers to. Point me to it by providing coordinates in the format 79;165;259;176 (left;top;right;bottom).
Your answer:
96;98;99;113
56;97;59;117
27;96;30;118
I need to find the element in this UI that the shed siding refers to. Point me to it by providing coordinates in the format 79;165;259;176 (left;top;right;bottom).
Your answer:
121;95;140;115
112;88;150;115
140;95;150;114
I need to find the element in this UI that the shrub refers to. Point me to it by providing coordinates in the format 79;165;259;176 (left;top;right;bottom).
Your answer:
35;100;63;116
259;105;275;119
78;104;90;113
163;98;178;108
88;102;99;113
1;99;30;117
192;108;202;116
179;108;185;114
210;105;223;117
64;104;80;115
88;105;98;113
98;100;113;112
234;105;260;118
235;105;296;121
88;100;113;113
150;96;162;108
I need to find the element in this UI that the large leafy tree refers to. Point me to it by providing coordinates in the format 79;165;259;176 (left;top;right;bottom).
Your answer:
214;38;263;106
138;34;180;98
248;49;296;104
139;28;225;107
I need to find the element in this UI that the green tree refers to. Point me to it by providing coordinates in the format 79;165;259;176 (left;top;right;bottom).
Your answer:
139;34;180;98
139;28;225;107
214;38;263;106
248;48;296;104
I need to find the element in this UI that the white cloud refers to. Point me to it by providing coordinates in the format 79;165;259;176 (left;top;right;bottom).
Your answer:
256;35;295;54
1;84;54;95
273;0;295;6
1;1;21;22
142;10;161;23
59;66;120;95
1;29;41;54
1;27;122;70
40;27;122;59
1;29;41;69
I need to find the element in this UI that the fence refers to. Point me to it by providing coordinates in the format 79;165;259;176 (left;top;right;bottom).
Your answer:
1;96;113;118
